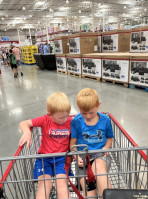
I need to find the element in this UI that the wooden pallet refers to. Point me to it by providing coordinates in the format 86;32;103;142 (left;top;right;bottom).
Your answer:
57;69;67;75
68;72;81;77
129;84;148;92
82;75;101;82
102;78;128;88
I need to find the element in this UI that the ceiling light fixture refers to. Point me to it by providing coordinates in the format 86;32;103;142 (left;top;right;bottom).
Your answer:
66;0;69;4
124;6;126;9
79;10;81;13
0;0;3;4
35;1;45;7
22;7;26;10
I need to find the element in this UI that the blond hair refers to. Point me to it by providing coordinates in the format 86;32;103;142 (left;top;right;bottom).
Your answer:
77;88;99;111
47;92;71;114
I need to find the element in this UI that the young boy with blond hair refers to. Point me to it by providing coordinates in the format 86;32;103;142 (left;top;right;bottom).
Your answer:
70;88;114;199
19;92;72;199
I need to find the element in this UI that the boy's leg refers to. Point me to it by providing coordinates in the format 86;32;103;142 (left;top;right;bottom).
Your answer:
80;177;97;198
36;174;52;199
17;60;23;75
56;174;70;199
92;158;112;199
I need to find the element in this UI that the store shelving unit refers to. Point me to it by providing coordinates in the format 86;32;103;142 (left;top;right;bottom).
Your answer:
22;45;38;64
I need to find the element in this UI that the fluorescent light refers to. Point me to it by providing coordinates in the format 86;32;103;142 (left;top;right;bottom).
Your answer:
35;1;45;6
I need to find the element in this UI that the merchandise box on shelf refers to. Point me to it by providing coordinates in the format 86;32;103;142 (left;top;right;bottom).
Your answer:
102;30;131;52
54;36;69;54
101;53;130;83
81;53;102;78
129;53;148;87
130;26;148;53
68;32;98;54
55;54;67;72
66;54;82;76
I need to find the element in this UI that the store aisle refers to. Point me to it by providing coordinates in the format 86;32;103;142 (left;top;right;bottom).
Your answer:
0;64;148;157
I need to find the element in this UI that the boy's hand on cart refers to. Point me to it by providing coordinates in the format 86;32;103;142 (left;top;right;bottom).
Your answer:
19;131;32;148
78;156;84;167
102;147;109;156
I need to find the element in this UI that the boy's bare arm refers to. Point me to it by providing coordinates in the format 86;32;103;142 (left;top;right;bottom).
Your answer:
103;138;113;150
70;138;77;152
19;120;33;148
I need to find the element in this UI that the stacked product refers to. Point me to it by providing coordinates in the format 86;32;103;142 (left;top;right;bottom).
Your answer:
81;53;102;81
23;45;38;64
66;54;82;77
54;36;69;54
129;53;148;87
54;36;69;73
102;53;130;87
38;43;44;54
68;32;98;54
56;54;67;74
66;32;99;77
102;30;131;52
130;26;148;53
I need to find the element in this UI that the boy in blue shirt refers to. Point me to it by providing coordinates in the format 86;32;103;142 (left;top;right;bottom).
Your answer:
70;88;114;199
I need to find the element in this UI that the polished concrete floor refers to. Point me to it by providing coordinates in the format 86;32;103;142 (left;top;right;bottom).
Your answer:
0;64;148;158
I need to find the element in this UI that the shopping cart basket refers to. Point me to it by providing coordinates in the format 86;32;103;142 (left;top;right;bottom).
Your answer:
0;113;147;199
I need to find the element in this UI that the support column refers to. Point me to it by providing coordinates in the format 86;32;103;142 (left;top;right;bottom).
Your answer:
103;16;105;32
28;27;32;45
17;28;21;43
46;25;49;44
92;0;95;31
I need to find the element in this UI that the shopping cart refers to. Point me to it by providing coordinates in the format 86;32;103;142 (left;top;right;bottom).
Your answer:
0;113;147;199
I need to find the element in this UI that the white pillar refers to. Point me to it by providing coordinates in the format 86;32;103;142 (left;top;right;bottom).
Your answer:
92;0;95;31
28;27;32;45
46;25;49;44
103;16;105;32
17;28;21;43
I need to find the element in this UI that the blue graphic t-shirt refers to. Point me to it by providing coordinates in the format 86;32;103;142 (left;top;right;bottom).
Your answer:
71;112;114;151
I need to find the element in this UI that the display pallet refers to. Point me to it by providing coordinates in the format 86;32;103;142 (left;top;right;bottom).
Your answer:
129;84;148;92
82;74;101;82
102;78;128;88
67;72;81;77
57;69;67;74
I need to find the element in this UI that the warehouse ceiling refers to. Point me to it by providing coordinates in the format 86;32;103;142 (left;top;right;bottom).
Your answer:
0;0;148;32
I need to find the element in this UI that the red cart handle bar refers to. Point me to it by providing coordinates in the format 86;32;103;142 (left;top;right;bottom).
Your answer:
108;113;147;162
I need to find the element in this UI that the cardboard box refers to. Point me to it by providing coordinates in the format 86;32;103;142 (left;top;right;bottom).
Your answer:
129;53;148;87
82;53;102;78
56;54;67;72
54;36;69;54
102;30;131;52
130;26;148;53
66;54;82;75
102;53;130;82
68;32;98;54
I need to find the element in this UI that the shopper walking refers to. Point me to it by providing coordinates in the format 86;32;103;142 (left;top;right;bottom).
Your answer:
9;49;18;78
12;45;23;76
